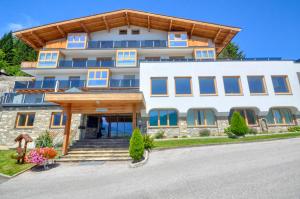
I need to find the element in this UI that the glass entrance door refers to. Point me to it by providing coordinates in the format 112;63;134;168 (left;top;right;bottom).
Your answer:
98;115;132;138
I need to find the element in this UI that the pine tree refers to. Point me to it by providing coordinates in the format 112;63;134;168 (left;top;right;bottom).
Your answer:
218;42;245;60
129;128;144;161
230;111;249;136
0;32;14;65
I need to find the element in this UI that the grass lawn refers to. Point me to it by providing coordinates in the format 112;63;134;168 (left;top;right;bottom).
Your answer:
0;150;34;176
154;132;300;149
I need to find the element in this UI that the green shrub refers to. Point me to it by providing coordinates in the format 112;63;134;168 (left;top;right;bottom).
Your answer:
248;128;258;135
154;130;165;139
230;112;249;137
287;126;300;132
181;135;188;138
224;127;238;139
35;131;53;148
143;134;154;151
129;128;144;161
199;129;210;137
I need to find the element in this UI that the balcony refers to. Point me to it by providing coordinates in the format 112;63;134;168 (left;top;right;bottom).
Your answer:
21;61;37;69
58;60;115;68
14;79;139;91
0;93;50;105
87;40;168;49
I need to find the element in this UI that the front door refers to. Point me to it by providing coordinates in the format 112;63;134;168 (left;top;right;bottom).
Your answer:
97;115;132;138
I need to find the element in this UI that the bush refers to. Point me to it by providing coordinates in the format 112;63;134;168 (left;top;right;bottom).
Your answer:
199;129;210;137
143;134;154;151
129;128;144;161
35;131;53;148
288;126;300;132
154;130;165;139
230;112;249;137
224;127;238;139
248;128;258;135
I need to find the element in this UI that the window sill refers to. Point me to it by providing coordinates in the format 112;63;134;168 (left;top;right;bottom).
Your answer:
267;123;295;126
250;93;268;96
148;126;179;129
187;125;218;128
50;126;65;129
175;94;193;97
15;127;34;129
199;94;218;96
150;94;169;97
225;93;244;96
274;92;293;95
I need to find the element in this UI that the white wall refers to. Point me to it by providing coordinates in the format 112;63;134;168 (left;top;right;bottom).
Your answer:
140;61;300;115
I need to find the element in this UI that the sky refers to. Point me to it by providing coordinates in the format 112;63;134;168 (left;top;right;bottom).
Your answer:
0;0;299;59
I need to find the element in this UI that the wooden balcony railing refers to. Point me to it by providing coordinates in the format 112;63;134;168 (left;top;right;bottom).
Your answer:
21;61;37;69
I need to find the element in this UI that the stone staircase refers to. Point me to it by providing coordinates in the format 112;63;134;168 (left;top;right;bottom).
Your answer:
57;139;131;162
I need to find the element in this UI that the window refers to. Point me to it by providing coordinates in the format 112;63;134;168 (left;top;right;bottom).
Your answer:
51;112;66;128
131;30;140;35
37;51;59;68
116;50;137;67
266;108;294;125
67;33;87;49
194;48;216;60
229;109;257;125
43;76;56;89
199;77;217;95
247;76;267;94
223;76;242;95
271;76;291;94
119;29;127;35
168;32;188;47
187;109;216;126
149;109;178;127
16;113;35;128
175;77;192;95
87;69;109;87
151;77;168;96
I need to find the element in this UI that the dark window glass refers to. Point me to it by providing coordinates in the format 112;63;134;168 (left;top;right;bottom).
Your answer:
119;29;127;35
159;110;168;126
17;114;27;127
151;78;167;95
53;113;62;126
175;78;192;95
248;76;265;94
199;77;216;94
149;111;158;126
131;30;140;35
27;114;35;126
87;116;98;128
223;77;241;94
272;76;290;93
169;110;178;126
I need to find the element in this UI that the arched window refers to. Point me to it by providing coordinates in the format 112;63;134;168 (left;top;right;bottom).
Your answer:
149;109;178;127
229;109;257;125
266;108;294;125
187;109;216;126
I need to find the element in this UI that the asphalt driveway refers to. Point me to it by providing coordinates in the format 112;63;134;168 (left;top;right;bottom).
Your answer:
1;138;300;199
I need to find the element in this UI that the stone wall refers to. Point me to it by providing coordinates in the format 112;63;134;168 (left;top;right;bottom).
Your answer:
0;106;81;149
0;76;33;96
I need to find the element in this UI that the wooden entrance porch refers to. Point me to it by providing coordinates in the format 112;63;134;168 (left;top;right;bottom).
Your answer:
45;92;145;155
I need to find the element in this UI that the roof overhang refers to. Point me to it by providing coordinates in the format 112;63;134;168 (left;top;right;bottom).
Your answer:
45;92;145;114
13;9;241;54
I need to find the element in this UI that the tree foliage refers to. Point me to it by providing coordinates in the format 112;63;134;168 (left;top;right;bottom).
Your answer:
129;128;144;161
0;31;37;76
218;42;245;60
229;111;249;137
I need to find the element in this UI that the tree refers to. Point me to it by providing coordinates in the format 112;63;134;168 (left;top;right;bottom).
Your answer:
218;42;245;60
0;32;14;65
129;128;144;162
229;111;249;137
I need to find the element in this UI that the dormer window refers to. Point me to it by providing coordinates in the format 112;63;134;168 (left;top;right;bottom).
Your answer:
119;29;128;35
116;50;137;67
37;51;59;68
67;33;87;49
194;48;216;60
168;32;188;47
131;29;140;35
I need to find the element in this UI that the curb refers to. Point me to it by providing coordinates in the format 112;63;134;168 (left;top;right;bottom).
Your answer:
129;150;149;168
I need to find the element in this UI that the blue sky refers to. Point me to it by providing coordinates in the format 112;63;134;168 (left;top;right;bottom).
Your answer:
1;0;299;59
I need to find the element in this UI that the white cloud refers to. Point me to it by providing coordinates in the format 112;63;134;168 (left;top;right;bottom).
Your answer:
5;14;39;33
7;23;25;31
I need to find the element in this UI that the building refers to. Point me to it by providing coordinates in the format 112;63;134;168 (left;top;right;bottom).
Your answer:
0;9;300;155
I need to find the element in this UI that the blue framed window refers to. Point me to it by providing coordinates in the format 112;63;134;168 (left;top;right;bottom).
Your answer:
199;77;217;95
271;76;291;94
149;109;178;126
38;51;59;68
67;33;87;49
266;108;293;125
87;69;109;87
187;109;216;126
168;32;188;47
195;48;216;60
175;77;192;95
116;50;137;67
247;76;267;94
151;78;168;95
51;112;66;127
223;77;242;95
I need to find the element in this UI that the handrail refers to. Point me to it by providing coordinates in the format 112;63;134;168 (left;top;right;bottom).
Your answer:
87;40;168;49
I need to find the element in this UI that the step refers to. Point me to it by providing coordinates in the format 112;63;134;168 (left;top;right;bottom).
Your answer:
63;154;129;158
69;147;129;151
68;150;128;154
70;145;129;149
56;157;131;162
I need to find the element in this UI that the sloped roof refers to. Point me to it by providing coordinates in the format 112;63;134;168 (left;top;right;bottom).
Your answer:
14;9;241;54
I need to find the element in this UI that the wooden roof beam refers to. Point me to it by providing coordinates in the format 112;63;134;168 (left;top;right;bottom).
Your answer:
31;31;45;46
190;24;195;38
19;34;38;50
80;22;90;33
56;25;66;37
147;16;151;32
222;30;233;45
103;16;110;32
125;12;130;28
213;29;222;43
169;20;173;31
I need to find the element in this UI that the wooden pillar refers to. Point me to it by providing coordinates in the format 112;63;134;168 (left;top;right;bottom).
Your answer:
132;104;137;129
62;104;72;155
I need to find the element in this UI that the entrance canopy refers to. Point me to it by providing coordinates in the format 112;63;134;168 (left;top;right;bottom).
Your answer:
45;92;145;114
